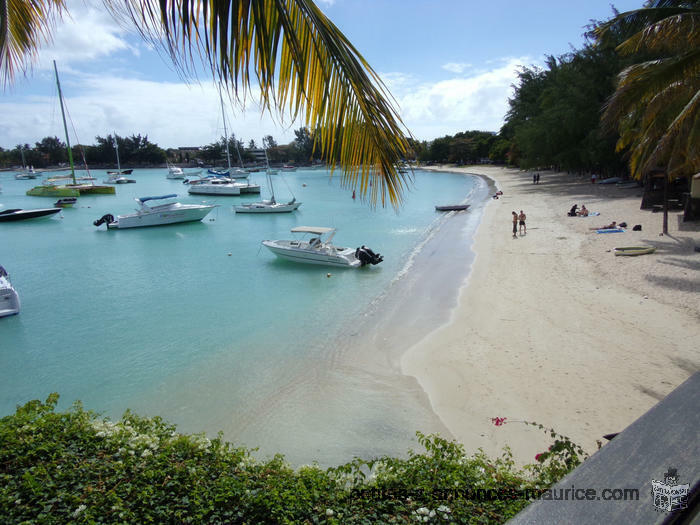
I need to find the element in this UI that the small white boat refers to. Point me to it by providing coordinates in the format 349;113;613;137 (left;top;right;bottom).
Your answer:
0;265;20;318
262;227;383;267
235;198;301;213
103;173;136;184
93;194;216;229
234;170;300;213
167;165;201;180
281;165;297;172
187;179;241;195
167;165;185;179
54;197;77;208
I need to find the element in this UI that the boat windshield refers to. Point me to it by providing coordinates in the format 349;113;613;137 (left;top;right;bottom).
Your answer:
137;194;177;204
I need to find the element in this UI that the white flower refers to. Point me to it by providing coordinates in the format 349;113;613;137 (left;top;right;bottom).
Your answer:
429;510;436;518
141;449;152;458
14;499;21;505
325;509;334;516
437;505;451;513
416;507;430;515
72;504;87;517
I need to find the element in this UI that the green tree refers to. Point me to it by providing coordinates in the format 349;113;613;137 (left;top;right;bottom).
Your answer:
34;136;66;165
291;126;314;163
1;0;412;207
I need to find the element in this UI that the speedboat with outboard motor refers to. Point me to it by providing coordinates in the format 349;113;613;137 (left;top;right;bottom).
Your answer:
0;207;61;222
262;227;383;267
0;265;20;317
93;194;216;229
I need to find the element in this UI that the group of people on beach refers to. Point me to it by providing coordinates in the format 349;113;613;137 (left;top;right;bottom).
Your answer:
532;173;541;184
512;210;526;237
568;204;589;217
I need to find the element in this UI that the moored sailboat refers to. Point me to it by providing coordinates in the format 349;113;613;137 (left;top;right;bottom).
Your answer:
27;62;114;197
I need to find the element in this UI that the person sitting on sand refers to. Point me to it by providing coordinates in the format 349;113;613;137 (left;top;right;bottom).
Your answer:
568;204;578;217
579;205;589;217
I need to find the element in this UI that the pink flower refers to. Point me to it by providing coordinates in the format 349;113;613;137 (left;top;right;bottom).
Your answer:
535;453;545;462
491;417;507;427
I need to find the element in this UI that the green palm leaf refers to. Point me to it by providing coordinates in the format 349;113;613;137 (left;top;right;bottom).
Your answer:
107;0;413;207
0;0;66;86
598;1;700;180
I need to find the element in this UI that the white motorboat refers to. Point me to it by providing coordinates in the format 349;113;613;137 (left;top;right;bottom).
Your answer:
262;227;383;267
93;194;216;229
0;265;20;318
234;170;300;213
187;179;241;195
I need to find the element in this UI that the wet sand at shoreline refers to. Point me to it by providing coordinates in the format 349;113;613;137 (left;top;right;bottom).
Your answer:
401;166;699;465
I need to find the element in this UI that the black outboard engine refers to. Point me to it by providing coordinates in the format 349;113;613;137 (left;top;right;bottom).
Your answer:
93;214;114;227
355;245;384;266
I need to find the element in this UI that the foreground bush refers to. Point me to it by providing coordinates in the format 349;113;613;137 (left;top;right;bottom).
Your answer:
0;394;582;524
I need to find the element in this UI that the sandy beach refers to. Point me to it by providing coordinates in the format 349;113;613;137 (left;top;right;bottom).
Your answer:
402;166;699;465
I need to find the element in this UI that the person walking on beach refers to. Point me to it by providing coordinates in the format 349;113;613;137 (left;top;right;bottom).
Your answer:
533;173;537;184
512;211;518;238
536;173;540;184
519;210;527;235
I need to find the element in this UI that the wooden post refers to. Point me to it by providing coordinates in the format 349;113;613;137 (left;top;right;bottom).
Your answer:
663;171;669;235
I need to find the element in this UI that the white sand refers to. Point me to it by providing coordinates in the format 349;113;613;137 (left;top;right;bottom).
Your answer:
401;166;700;464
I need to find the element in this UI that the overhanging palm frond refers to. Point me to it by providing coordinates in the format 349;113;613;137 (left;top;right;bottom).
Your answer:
598;1;700;180
107;0;413;208
617;12;700;55
0;0;66;87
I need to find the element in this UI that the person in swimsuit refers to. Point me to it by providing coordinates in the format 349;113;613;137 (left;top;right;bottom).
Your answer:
512;211;518;237
519;210;526;235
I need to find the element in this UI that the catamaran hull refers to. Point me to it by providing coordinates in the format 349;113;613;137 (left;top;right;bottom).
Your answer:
108;207;215;229
188;186;241;196
26;186;80;197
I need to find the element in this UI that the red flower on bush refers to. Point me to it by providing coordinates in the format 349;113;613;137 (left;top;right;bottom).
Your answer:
491;417;507;427
535;452;547;462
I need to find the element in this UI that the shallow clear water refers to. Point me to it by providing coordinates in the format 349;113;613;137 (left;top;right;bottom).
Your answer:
1;167;483;465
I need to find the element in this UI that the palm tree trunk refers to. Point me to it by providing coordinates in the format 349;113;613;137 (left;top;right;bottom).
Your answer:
663;171;669;235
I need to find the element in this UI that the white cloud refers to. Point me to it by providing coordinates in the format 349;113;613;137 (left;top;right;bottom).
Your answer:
441;62;471;74
36;0;137;70
0;75;299;149
381;57;537;140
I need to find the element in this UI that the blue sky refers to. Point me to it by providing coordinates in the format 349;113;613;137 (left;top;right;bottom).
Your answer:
0;0;644;150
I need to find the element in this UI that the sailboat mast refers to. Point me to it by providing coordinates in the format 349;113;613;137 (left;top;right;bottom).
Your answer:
113;133;121;172
219;90;232;170
53;60;76;185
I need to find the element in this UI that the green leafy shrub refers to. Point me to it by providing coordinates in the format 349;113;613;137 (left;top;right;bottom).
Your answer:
0;395;583;524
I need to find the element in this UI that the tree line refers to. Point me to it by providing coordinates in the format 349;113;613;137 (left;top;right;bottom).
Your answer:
0;127;324;168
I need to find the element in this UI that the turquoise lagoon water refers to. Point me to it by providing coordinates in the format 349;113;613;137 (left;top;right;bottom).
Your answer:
0;167;487;466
